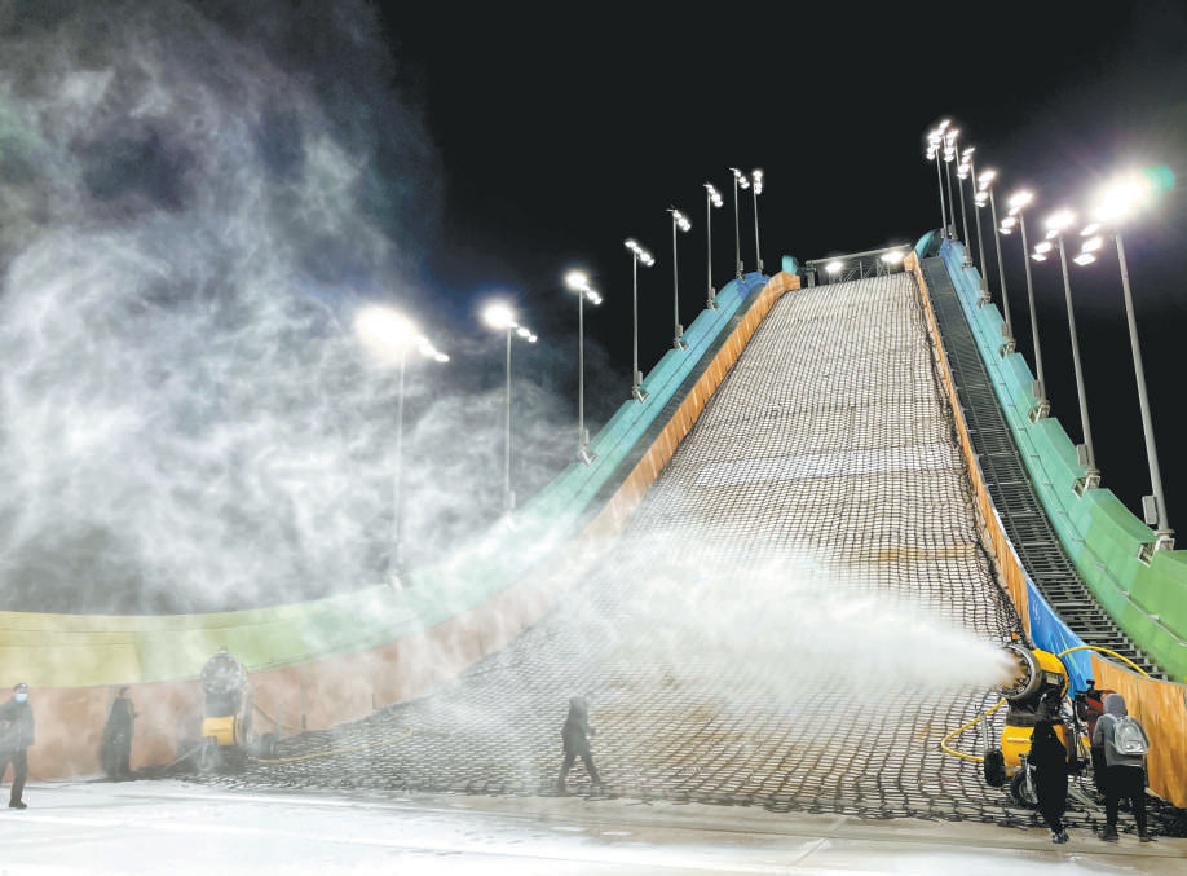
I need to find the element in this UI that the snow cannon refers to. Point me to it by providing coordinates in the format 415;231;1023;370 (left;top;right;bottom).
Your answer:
982;643;1069;805
193;647;276;771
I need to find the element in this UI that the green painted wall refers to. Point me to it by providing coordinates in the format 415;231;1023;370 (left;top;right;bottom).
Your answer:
938;241;1187;680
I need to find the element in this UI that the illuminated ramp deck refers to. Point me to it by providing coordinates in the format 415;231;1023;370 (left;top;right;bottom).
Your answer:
203;274;1152;830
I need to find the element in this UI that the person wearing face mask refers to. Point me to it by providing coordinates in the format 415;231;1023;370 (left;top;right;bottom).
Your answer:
0;682;36;810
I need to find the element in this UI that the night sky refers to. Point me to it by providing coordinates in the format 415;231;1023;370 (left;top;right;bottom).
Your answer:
374;5;1187;532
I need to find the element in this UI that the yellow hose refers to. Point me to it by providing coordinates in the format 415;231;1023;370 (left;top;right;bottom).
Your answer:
939;644;1149;763
939;698;1005;763
1056;644;1149;677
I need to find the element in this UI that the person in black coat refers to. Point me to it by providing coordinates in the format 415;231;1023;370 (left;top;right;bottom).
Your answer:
558;697;601;793
101;687;138;780
1029;720;1076;844
0;682;36;810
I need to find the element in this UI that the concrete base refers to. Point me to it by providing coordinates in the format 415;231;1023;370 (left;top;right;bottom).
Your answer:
4;781;1184;874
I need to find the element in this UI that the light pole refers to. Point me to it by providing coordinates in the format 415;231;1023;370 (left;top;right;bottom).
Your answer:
751;168;764;273
925;122;949;237
625;238;655;401
1038;209;1099;490
943;127;960;241
1003;189;1048;418
703;183;724;308
1073;172;1172;548
729;167;749;277
971;161;991;303
981;169;1015;353
564;269;602;465
668;207;691;350
956;146;974;266
481;301;538;511
353;305;449;584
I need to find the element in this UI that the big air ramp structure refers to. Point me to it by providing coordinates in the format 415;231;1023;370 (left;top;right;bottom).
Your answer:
7;239;1187;833
192;258;1186;833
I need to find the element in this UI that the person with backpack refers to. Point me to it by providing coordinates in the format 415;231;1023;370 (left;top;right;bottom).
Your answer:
1091;693;1151;841
557;697;601;794
1029;720;1076;844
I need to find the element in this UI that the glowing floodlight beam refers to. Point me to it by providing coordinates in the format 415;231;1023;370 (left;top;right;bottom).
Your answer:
731;166;750;190
1074;252;1097;266
625;238;656;266
752;168;764;194
1034;240;1053;254
481;300;517;332
704;183;724;208
565;269;599;302
881;250;905;265
1031;253;1047;262
975;192;988;207
354;304;449;368
978;168;997;190
1091;170;1156;224
1007;189;1034;214
670;208;691;232
1044;209;1077;235
825;260;843;275
1081;223;1100;236
1081;235;1104;253
515;326;538;343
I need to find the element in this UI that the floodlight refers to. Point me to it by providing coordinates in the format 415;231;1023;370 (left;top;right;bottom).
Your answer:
1091;171;1155;224
481;301;517;331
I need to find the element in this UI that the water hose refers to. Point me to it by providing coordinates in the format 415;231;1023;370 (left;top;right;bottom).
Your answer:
939;697;1005;763
1056;644;1149;677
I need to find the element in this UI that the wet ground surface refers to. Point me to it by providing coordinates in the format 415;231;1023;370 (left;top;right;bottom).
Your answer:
179;275;1185;838
6;782;1186;875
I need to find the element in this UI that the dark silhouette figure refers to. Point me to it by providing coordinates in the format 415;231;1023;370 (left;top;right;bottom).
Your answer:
0;682;35;809
558;697;601;793
1029;720;1075;843
101;687;138;780
1092;693;1150;841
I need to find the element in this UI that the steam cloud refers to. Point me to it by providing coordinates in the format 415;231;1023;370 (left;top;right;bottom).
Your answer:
0;0;552;613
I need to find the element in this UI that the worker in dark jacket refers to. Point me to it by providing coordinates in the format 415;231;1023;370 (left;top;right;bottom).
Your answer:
101;687;138;780
0;682;35;809
1029;720;1075;844
558;697;601;794
1092;693;1150;841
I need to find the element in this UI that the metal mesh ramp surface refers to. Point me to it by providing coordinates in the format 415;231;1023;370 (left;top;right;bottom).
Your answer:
195;273;1178;834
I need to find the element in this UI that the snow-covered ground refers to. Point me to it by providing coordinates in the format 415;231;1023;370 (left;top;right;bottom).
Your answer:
0;781;1182;874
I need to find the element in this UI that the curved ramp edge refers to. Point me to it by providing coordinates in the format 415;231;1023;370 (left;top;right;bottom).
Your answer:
5;271;800;779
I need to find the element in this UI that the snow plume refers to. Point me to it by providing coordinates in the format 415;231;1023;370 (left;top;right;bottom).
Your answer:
0;0;524;613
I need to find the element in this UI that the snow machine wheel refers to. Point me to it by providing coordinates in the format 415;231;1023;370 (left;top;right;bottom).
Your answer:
1008;770;1038;809
257;733;278;760
983;749;1006;788
197;739;223;774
